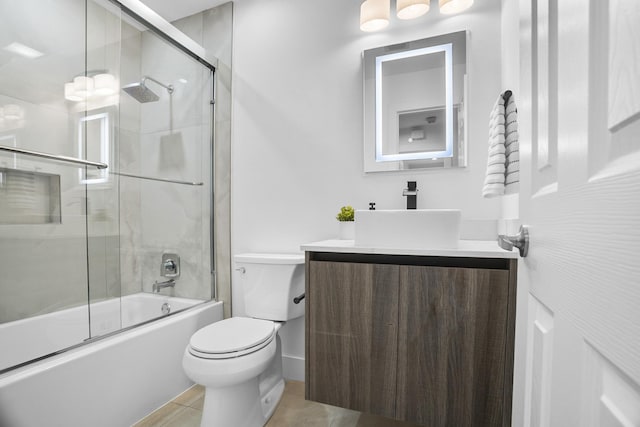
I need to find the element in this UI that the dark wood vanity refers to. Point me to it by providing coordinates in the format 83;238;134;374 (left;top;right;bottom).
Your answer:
304;246;518;427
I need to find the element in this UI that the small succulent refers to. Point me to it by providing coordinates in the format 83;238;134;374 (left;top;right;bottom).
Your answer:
336;205;355;222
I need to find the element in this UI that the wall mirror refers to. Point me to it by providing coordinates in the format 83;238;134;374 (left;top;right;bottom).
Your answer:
363;31;467;173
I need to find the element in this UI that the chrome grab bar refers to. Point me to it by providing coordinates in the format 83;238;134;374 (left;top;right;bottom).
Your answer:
0;145;108;169
498;225;530;257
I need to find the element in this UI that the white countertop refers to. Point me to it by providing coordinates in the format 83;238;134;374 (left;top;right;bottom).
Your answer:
300;239;519;259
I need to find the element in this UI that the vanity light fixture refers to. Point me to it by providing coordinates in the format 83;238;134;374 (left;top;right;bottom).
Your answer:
360;0;472;31
93;73;117;96
73;76;94;98
360;0;390;32
439;0;474;14
64;71;118;102
397;0;430;20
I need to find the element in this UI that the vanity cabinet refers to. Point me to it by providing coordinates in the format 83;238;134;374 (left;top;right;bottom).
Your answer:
305;252;517;427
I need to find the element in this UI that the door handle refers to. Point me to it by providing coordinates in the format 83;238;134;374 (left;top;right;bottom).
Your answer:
498;225;529;257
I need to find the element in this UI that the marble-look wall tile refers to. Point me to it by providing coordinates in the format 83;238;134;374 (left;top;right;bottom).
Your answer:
138;125;206;183
0;237;89;323
214;118;232;317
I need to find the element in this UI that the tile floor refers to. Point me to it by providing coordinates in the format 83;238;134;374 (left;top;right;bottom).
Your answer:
134;381;421;427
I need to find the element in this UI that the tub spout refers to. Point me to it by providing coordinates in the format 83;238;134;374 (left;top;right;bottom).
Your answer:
153;279;175;293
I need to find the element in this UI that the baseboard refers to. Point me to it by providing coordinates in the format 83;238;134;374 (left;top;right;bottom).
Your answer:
282;354;305;382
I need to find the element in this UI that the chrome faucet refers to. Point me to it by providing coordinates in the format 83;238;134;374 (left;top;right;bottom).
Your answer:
153;279;175;293
402;181;418;209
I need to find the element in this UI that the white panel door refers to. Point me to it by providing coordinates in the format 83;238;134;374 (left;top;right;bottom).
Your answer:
515;0;640;426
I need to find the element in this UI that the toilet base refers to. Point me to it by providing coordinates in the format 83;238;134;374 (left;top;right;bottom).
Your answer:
198;335;285;427
261;377;285;422
201;378;263;427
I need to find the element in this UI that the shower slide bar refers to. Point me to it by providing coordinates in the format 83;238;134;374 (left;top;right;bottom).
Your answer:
0;145;108;169
112;172;203;186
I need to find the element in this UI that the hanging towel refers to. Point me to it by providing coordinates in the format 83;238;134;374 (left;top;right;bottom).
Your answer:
483;91;520;198
482;95;506;197
504;95;520;193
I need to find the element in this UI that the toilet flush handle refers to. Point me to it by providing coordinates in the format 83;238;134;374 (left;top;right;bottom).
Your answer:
293;293;305;304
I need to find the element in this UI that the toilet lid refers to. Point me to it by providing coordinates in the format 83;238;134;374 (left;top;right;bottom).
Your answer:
189;317;275;355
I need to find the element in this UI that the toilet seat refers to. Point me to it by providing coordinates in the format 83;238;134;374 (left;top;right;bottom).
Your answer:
188;317;276;360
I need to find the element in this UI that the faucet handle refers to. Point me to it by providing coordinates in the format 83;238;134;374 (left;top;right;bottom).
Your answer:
403;180;418;196
161;253;180;278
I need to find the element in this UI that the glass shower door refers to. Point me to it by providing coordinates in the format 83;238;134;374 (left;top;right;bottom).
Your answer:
0;0;119;370
116;9;214;323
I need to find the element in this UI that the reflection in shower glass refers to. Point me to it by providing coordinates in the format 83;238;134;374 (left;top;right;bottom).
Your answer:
0;0;214;372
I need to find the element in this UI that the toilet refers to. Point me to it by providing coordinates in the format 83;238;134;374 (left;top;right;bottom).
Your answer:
182;253;305;427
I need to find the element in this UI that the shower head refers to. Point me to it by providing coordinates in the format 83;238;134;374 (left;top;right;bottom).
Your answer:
122;82;159;103
122;76;174;103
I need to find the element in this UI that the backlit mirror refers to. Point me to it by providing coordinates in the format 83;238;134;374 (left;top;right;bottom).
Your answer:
363;31;467;172
78;111;110;184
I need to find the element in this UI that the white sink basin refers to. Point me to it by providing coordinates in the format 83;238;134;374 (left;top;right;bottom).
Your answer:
354;209;461;249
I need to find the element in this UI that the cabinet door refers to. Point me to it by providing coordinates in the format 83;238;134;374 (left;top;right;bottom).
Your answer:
397;266;511;427
307;261;399;418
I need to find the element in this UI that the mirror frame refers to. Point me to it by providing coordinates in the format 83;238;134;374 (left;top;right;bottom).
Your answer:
363;31;467;173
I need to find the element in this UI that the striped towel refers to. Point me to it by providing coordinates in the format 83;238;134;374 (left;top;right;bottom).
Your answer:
504;96;519;193
482;95;506;197
483;91;519;197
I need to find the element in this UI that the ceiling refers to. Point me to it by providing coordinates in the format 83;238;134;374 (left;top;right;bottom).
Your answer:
139;0;229;22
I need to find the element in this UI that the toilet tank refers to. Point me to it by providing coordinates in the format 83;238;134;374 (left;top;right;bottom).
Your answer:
234;253;305;321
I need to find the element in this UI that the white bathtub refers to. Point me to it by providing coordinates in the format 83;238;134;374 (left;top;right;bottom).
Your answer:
0;293;223;427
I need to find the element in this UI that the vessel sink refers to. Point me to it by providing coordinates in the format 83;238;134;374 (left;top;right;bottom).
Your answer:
354;209;461;249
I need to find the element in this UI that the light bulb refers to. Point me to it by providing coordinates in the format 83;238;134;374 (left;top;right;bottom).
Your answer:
397;0;430;20
93;73;117;96
73;76;94;98
439;0;473;14
65;82;82;102
360;0;390;32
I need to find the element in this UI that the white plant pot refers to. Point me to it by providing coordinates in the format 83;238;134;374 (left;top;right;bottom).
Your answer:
338;221;355;240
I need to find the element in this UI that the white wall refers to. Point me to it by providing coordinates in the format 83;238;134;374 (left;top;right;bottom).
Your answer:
230;0;503;379
500;0;520;222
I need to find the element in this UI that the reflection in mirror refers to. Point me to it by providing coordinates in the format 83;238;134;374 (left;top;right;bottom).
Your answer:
78;111;110;184
363;31;467;172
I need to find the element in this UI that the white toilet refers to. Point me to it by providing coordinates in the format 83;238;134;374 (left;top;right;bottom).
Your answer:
182;253;305;427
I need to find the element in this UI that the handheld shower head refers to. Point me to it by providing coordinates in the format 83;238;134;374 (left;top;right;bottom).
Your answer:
122;76;173;103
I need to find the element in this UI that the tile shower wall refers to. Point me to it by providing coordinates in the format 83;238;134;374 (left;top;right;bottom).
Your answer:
118;17;213;301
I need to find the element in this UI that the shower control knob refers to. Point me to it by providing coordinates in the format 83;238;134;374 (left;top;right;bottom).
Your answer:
161;253;180;278
164;259;176;271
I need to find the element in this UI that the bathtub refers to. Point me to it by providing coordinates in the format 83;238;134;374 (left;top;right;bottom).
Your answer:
0;293;223;427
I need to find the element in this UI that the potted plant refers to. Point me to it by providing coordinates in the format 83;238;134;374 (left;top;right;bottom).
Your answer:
336;205;355;240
